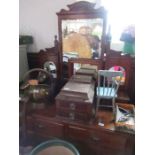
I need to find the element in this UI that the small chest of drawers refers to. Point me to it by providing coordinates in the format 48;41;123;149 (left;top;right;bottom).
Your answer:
56;97;94;121
55;76;95;122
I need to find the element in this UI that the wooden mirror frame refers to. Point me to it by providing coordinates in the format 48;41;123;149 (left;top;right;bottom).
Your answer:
56;1;107;78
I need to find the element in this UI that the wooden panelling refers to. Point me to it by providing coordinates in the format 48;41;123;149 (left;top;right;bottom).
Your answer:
27;50;58;73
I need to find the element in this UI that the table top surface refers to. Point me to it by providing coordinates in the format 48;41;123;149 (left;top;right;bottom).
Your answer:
27;103;135;135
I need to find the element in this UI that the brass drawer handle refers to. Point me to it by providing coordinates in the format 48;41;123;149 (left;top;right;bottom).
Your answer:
91;135;100;141
70;103;76;110
36;124;45;129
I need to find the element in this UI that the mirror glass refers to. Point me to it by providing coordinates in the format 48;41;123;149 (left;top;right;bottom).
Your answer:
62;18;103;61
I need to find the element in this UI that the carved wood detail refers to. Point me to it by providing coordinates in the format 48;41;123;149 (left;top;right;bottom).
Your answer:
27;36;60;79
57;1;105;16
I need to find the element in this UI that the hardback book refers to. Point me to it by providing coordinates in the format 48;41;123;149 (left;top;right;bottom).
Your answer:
76;68;97;79
69;74;93;84
115;104;135;133
115;116;135;134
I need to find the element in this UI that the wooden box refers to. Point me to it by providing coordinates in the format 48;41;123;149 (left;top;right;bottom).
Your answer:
55;80;95;122
56;92;95;122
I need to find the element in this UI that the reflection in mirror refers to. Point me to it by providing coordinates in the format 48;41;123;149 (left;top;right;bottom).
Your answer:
73;63;81;74
109;66;126;85
62;19;103;60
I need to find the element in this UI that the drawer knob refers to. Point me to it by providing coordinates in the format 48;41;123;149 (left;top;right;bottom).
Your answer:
69;112;75;120
36;124;45;128
70;103;76;110
91;135;100;141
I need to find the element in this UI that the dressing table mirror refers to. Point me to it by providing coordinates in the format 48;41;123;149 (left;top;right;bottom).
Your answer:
57;1;107;79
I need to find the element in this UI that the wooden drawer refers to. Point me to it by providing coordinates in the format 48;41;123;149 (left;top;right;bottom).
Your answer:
88;130;128;150
68;125;127;147
87;143;125;155
67;125;129;155
68;125;89;142
26;116;34;132
33;119;64;138
56;100;93;113
56;108;92;122
88;131;130;155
